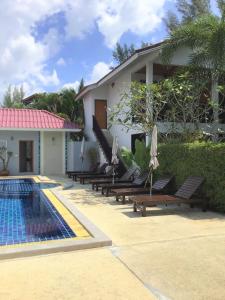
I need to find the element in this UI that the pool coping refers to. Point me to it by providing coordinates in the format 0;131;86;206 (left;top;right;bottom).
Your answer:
0;188;112;260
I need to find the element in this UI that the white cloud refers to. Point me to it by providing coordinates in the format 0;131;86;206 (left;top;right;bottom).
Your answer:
42;28;62;57
64;0;100;39
0;0;64;101
37;69;60;86
64;0;166;48
88;61;112;84
62;80;80;91
0;0;166;101
56;57;66;66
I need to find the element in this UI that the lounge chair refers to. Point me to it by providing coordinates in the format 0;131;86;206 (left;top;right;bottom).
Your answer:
66;163;99;179
90;165;138;191
131;176;205;216
102;171;149;197
111;176;174;204
78;166;114;184
72;163;108;182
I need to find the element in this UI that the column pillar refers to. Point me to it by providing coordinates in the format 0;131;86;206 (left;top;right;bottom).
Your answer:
146;62;153;146
40;131;44;175
62;132;66;175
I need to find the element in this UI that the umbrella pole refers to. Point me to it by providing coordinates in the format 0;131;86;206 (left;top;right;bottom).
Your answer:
112;165;115;184
149;167;153;196
81;158;84;171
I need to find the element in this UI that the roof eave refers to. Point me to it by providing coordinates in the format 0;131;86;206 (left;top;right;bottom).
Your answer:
75;43;162;100
0;128;81;132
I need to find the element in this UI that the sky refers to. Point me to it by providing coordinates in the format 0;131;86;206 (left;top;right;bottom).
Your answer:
0;0;219;101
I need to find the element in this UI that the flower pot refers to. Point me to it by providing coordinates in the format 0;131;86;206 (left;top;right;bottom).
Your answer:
0;170;9;176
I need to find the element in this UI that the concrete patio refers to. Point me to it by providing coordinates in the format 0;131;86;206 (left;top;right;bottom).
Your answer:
1;179;225;300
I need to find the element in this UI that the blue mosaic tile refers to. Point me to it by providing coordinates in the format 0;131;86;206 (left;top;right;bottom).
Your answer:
0;179;76;246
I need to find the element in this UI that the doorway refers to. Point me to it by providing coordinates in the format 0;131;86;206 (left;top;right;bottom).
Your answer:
95;100;107;129
19;141;33;172
131;133;146;154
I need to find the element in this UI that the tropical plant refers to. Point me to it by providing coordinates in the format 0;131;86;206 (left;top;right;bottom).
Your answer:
164;0;211;33
112;43;136;65
87;147;99;166
162;1;225;129
0;146;13;172
29;80;84;125
120;146;133;167
162;5;225;75
2;85;25;108
133;140;149;171
112;42;151;65
109;71;214;141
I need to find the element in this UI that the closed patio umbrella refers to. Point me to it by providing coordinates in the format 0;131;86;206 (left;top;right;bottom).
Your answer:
80;137;85;170
111;136;119;184
149;125;159;196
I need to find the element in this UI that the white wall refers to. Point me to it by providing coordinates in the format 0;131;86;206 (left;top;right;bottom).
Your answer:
0;130;39;175
67;141;98;171
83;47;193;150
155;47;192;66
107;64;145;149
83;85;108;141
40;131;65;175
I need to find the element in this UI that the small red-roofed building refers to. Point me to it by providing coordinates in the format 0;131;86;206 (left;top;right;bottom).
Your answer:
0;108;81;175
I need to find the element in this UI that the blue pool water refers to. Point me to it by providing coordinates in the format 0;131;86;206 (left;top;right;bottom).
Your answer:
0;179;76;246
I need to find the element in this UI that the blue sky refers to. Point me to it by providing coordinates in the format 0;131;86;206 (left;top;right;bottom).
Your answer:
0;0;218;100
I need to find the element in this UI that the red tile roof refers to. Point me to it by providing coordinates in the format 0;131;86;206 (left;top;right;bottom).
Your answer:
0;108;80;130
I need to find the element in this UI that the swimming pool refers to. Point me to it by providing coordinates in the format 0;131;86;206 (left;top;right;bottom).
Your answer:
0;179;77;246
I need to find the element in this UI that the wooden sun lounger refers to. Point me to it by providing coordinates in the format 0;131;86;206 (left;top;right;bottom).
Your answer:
72;171;98;181
90;178;131;190
66;163;100;178
68;163;107;181
90;166;138;191
73;163;108;183
101;172;148;197
131;176;205;216
111;176;174;204
78;166;114;184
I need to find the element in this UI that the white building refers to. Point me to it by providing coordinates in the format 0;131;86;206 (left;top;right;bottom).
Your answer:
76;42;224;162
0;108;81;176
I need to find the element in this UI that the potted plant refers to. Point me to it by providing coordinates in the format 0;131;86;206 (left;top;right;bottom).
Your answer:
87;147;99;168
0;146;13;176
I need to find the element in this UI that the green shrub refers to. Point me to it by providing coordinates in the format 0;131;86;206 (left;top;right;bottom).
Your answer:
87;147;99;165
157;142;225;212
120;140;150;171
121;141;225;212
120;147;133;168
133;140;150;171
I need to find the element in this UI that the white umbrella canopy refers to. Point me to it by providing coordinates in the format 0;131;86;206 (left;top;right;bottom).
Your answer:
111;136;119;183
111;136;119;165
80;137;85;166
149;125;159;195
149;125;159;170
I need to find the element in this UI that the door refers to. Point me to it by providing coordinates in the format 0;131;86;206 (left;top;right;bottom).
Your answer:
95;100;107;129
19;141;33;172
131;133;146;154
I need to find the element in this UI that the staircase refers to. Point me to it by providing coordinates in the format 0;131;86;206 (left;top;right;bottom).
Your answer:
92;115;126;176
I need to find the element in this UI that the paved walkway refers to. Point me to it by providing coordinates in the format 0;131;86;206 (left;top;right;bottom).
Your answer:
1;179;225;299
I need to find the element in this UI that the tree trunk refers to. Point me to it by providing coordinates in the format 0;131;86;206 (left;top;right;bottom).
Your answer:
211;74;219;141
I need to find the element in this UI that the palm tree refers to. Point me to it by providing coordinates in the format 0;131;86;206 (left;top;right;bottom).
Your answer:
162;0;225;123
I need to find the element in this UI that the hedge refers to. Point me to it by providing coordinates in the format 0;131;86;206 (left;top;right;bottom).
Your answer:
157;142;225;212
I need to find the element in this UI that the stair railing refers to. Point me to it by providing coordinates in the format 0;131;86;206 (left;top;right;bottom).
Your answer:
92;115;127;176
